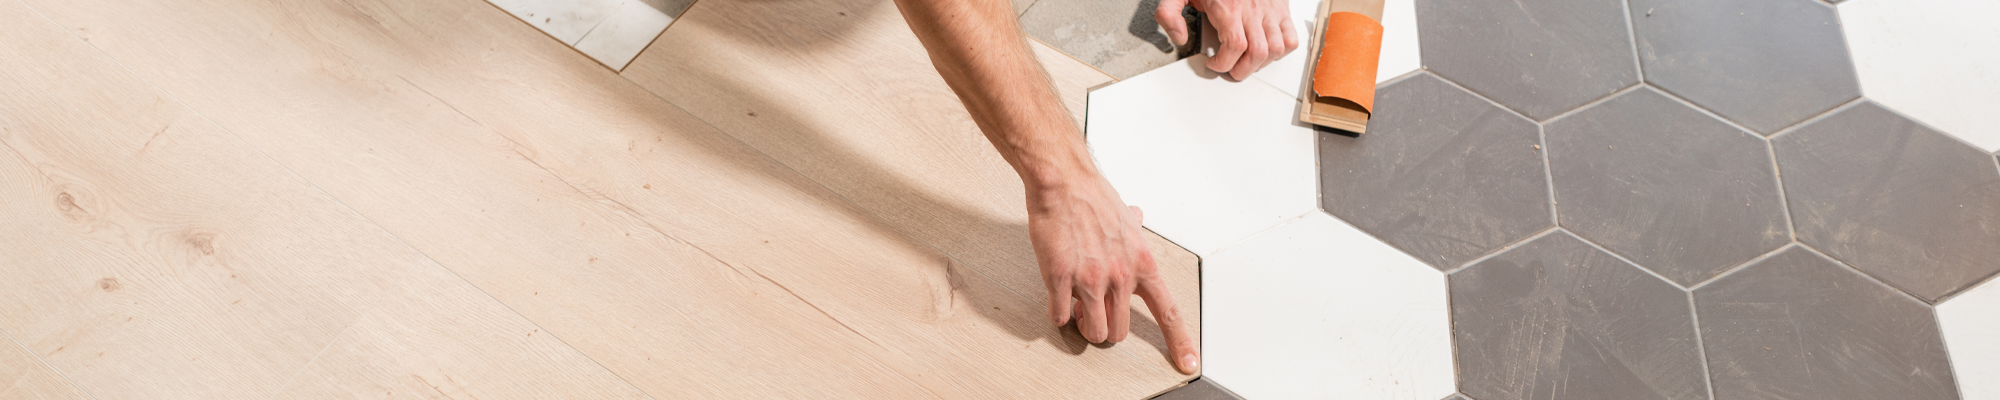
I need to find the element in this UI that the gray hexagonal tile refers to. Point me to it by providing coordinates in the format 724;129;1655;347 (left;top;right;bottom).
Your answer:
1452;231;1709;400
1772;101;2000;302
1415;0;1639;120
1546;87;1789;287
1149;377;1245;400
1630;0;1859;134
1320;72;1551;271
1694;246;1958;399
1019;0;1181;79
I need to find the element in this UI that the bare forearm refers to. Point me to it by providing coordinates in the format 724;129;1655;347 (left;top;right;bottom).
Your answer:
892;0;1095;195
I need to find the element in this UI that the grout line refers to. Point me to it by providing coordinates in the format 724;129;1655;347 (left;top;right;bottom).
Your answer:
15;2;670;399
1442;226;1561;275
1562;228;1696;291
1764;97;1863;142
1537;120;1559;229
1642;81;1778;137
1795;243;1933;305
1688;242;1795;292
1426;71;1537;126
1685;288;1719;400
1764;138;1798;241
1537;82;1644;125
1620;0;1644;82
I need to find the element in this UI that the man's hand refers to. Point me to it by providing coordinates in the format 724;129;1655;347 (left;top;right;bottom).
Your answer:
892;0;1200;374
1156;0;1300;80
1028;172;1198;374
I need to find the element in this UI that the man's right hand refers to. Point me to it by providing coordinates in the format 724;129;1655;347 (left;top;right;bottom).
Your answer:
1027;170;1199;375
1156;0;1300;81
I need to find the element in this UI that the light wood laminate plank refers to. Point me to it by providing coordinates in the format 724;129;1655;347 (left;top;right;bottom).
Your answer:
622;0;1201;373
17;0;1189;397
0;3;650;398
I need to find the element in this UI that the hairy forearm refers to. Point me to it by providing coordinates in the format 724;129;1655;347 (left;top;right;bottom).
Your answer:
893;0;1095;195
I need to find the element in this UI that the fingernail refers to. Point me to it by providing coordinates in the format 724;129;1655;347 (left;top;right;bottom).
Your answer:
1179;354;1199;373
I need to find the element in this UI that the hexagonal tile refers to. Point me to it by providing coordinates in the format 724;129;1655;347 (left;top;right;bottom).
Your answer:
1545;87;1789;287
1320;72;1550;271
1019;0;1181;79
1939;277;2000;399
1629;0;1859;134
1773;101;2000;302
1451;230;1708;400
1415;0;1639;120
1694;246;1959;399
1086;56;1319;256
1249;0;1422;98
1840;0;2000;152
1204;212;1453;399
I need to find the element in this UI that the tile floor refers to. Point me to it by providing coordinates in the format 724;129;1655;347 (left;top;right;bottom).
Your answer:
1070;0;2000;398
495;0;2000;397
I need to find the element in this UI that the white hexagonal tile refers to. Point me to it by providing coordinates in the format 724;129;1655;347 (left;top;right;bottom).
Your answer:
1086;57;1319;256
1941;277;2000;399
1202;212;1454;399
1840;0;2000;152
1250;0;1423;98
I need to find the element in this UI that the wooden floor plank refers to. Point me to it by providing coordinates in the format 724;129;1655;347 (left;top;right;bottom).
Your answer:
622;0;1202;373
16;0;1187;397
0;2;414;396
0;333;89;400
270;263;653;400
0;2;658;398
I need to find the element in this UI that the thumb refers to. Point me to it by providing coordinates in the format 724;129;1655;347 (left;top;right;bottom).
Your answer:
1155;0;1192;46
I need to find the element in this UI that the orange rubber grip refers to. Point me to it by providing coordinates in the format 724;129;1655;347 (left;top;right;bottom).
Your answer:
1312;12;1384;113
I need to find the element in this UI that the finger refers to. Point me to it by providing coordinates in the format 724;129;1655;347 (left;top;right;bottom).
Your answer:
1229;13;1269;80
1279;12;1299;55
1136;273;1199;374
1154;0;1192;46
1077;285;1110;343
1106;277;1134;343
1262;13;1286;70
1048;276;1073;327
1205;11;1247;74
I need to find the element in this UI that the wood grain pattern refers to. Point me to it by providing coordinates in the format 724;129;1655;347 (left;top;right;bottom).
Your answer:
0;2;647;398
0;333;89;400
621;0;1202;371
12;0;1193;397
271;263;653;400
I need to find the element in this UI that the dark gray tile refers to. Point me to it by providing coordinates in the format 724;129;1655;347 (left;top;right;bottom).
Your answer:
1415;0;1639;120
1545;87;1789;286
1772;101;2000;302
1630;0;1858;134
1019;0;1181;78
1452;231;1708;400
1320;73;1551;271
1694;246;1958;399
1149;377;1244;400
